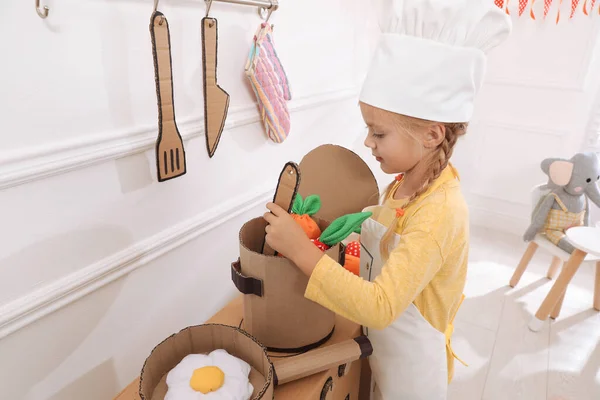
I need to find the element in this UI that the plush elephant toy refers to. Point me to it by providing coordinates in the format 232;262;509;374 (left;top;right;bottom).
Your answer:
524;152;600;253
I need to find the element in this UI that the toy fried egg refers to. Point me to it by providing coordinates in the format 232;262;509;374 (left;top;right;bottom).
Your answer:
165;349;254;400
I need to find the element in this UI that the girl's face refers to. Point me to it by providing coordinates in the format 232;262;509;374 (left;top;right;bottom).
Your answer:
360;102;427;174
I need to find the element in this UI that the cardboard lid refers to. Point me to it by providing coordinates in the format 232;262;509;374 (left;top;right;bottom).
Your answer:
298;145;379;222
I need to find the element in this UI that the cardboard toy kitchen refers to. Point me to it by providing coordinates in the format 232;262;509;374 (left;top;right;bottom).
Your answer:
139;144;381;400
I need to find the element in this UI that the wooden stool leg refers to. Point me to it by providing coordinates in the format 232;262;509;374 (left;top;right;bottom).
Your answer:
594;261;600;312
510;242;539;288
550;291;565;319
547;256;562;280
531;249;587;330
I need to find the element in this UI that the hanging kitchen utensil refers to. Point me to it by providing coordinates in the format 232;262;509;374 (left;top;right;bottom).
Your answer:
150;9;187;182
245;22;292;143
202;12;230;158
262;162;301;256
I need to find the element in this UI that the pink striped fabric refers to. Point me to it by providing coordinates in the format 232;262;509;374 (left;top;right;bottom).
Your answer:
245;23;292;143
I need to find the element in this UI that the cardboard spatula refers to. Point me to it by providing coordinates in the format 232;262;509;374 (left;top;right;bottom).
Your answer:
150;11;187;182
202;17;230;158
262;162;301;256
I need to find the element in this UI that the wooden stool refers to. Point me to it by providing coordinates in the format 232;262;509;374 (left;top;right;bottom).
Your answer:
510;234;599;320
524;227;600;332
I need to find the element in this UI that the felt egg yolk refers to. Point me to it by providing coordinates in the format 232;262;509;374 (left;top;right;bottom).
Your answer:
189;366;225;394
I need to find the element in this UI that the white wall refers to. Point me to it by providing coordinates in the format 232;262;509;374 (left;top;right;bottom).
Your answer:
0;1;380;399
450;2;600;234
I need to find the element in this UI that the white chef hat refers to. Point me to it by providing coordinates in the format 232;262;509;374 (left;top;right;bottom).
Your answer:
359;0;512;123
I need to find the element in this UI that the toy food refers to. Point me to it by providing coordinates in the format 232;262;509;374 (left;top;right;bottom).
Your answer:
291;194;322;240
309;213;370;276
343;241;361;276
315;213;370;276
164;349;253;400
315;212;372;249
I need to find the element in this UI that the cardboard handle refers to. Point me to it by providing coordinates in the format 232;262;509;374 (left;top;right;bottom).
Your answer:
273;336;373;386
231;259;263;297
150;12;176;130
263;162;301;256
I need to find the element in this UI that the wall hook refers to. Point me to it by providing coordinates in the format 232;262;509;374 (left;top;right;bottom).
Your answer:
35;0;49;19
258;0;277;22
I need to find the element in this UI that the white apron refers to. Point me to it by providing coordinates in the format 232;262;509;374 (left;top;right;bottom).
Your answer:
359;214;448;400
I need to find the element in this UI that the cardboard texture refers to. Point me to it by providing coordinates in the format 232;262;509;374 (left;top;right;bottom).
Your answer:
272;336;370;385
131;296;371;400
233;144;379;351
139;324;274;400
150;11;187;182
275;359;363;400
297;145;379;223
262;162;301;255
202;17;230;158
236;217;339;351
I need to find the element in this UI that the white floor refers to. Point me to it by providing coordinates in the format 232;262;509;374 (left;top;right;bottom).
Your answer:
448;226;600;400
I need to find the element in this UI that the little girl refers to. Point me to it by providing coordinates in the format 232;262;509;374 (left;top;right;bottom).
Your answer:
264;0;511;399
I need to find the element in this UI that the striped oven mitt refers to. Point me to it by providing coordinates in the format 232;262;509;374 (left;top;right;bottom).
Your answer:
245;23;292;143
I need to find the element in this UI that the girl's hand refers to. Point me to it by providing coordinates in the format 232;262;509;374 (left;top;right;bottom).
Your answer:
264;203;323;275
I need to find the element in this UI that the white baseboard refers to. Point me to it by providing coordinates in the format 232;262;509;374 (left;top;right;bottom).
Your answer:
0;88;358;190
0;185;275;339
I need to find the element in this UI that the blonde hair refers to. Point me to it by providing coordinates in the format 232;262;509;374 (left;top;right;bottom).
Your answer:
379;114;468;260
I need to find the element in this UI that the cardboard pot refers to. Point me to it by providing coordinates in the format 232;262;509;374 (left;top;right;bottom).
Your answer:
139;324;273;400
233;217;341;352
231;145;379;352
138;323;373;400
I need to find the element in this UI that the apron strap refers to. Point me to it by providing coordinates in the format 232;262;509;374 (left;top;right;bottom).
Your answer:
445;293;469;367
550;193;569;213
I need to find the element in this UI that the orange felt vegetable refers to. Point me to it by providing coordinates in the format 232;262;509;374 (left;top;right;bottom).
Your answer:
291;194;322;240
292;214;321;240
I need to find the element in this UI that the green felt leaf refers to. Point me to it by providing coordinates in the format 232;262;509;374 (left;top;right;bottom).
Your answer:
291;194;321;215
292;194;303;214
302;195;321;216
320;212;372;246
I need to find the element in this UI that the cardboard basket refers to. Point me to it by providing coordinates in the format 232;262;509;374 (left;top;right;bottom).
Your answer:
138;323;373;400
139;324;274;400
230;144;380;352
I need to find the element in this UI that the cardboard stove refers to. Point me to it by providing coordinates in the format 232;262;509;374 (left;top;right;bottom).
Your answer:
139;145;380;400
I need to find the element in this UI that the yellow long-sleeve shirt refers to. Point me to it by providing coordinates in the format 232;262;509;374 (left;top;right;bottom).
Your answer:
305;163;469;382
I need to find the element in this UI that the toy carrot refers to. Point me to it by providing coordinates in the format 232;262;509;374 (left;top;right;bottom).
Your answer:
291;194;322;240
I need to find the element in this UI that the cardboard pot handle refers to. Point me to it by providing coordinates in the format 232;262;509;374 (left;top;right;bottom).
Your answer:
231;259;263;297
262;162;301;256
272;336;373;386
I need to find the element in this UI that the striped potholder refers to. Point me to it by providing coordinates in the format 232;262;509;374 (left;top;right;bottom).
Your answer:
245;23;292;143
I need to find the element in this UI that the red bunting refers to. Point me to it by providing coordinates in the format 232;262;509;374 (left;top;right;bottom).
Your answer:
571;0;580;17
519;0;529;14
544;0;553;16
556;0;564;23
497;0;597;20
